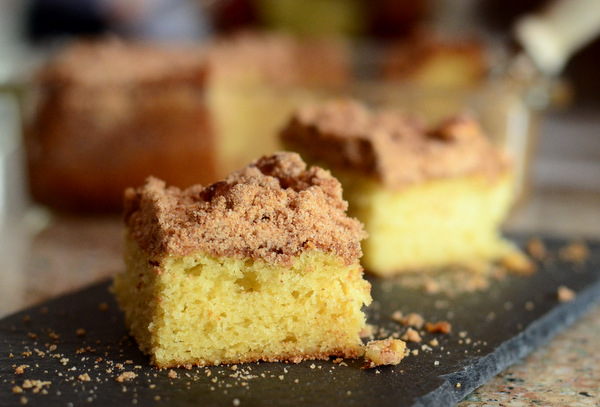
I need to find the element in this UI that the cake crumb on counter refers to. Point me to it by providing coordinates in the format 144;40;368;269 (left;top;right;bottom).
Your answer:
500;251;537;275
13;365;29;375
559;241;589;263
425;321;452;334
115;371;137;382
557;286;576;302
390;310;403;322
362;339;406;369
77;373;91;382
526;238;547;260
21;379;51;393
397;312;425;329
401;328;422;343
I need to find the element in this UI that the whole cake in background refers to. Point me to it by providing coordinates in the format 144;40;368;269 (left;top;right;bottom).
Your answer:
25;33;351;212
281;99;517;277
113;152;372;368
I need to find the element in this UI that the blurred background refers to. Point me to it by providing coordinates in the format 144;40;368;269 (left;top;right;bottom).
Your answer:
0;0;599;316
5;0;600;102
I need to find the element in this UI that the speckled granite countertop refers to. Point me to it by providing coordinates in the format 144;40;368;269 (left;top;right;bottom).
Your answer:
462;304;600;406
458;109;600;406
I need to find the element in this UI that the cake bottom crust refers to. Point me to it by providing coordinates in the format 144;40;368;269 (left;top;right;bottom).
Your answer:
153;348;364;369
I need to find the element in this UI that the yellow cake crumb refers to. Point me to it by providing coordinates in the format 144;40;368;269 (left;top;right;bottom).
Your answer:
500;251;536;275
362;339;406;369
14;365;28;375
557;286;576;302
115;372;137;383
401;328;422;343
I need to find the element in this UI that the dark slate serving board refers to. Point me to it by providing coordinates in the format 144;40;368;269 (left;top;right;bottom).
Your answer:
1;236;599;407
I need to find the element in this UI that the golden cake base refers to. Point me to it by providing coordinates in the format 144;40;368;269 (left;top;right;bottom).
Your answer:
114;239;371;368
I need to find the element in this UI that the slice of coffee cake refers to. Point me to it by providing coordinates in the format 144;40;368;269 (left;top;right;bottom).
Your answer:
113;152;371;368
281;100;516;276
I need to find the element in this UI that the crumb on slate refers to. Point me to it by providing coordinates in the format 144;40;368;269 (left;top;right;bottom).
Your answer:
362;339;406;369
559;241;589;263
401;328;422;343
500;251;536;275
425;321;452;334
526;238;547;260
557;286;576;302
115;371;137;383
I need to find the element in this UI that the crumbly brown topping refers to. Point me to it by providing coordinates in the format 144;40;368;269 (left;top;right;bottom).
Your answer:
41;33;347;89
207;31;349;87
124;152;365;265
281;99;511;189
38;38;206;87
207;32;297;86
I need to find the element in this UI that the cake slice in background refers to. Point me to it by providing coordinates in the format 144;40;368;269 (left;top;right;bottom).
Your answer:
380;31;487;88
113;152;371;368
281;99;517;277
24;38;213;212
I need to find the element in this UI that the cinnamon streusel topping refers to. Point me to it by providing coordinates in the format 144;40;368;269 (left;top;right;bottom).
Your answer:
280;99;511;188
124;152;365;266
39;38;206;87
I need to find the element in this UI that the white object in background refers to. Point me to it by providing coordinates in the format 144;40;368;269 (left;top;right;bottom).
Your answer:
0;1;29;83
0;92;51;317
534;109;600;191
0;93;28;225
0;92;28;317
515;0;600;75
